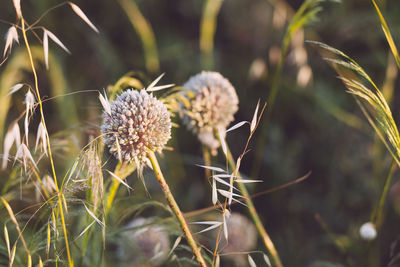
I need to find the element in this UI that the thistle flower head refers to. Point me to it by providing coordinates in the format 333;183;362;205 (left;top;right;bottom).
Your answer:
181;71;239;151
101;89;171;164
119;218;170;266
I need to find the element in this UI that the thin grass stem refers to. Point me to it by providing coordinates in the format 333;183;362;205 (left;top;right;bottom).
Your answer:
21;18;73;267
148;151;207;267
226;147;282;267
117;0;159;73
202;145;212;180
371;160;396;228
200;0;223;69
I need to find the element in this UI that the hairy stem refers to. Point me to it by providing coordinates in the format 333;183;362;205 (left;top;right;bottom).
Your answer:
148;151;207;267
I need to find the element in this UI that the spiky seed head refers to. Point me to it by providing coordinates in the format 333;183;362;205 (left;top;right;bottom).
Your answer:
223;212;257;253
101;89;171;164
120;218;170;266
181;71;239;151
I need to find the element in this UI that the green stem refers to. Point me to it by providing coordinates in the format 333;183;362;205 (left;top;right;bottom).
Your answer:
200;0;224;69
251;26;292;179
105;162;136;216
372;160;396;227
227;148;282;267
148;151;207;267
202;145;212;180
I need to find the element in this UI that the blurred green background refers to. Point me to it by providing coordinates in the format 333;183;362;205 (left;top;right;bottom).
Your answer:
2;0;400;266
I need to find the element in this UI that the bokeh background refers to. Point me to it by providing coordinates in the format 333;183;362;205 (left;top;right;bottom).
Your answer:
1;0;400;266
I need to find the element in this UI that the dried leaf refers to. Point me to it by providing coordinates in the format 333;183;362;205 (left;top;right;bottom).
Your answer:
115;135;122;162
213;176;238;191
99;92;111;115
215;255;220;267
46;223;51;256
146;83;175;92
3;26;19;58
212;177;217;205
234;157;241;174
35;122;48;155
217;189;243;199
84;204;104;227
226;121;247;133
69;3;99;33
76;220;96;239
191;220;223;225
250;100;260;132
7;83;23;96
196;164;226;173
43;29;71;58
16;144;37;170
192;221;222;234
223;214;228;240
167;236;182;257
228;173;234;205
12;0;21;18
197;223;223;234
43;30;49;69
218;126;227;157
4;224;10;257
38;257;43;267
2;123;21;169
235;179;263;183
107;170;132;190
263;253;272;267
10;243;16;265
248;255;257;267
213;174;239;179
1;197;29;253
146;73;165;91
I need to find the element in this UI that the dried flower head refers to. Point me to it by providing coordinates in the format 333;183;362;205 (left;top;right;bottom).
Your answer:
119;218;170;266
181;71;239;151
101;89;171;164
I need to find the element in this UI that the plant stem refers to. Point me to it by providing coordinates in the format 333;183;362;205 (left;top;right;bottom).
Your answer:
21;19;73;267
227;148;283;267
202;145;212;180
251;27;291;180
148;151;207;267
372;160;396;227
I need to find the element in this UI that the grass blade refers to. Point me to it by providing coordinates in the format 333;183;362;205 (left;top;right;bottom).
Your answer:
371;0;400;68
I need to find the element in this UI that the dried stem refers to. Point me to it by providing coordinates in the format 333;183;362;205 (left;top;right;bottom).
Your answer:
226;147;283;267
148;151;207;267
21;18;73;267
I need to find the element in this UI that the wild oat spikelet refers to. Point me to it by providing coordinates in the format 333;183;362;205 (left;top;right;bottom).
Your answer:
181;71;239;151
101;89;171;164
224;212;257;253
120;218;170;266
216;212;257;266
